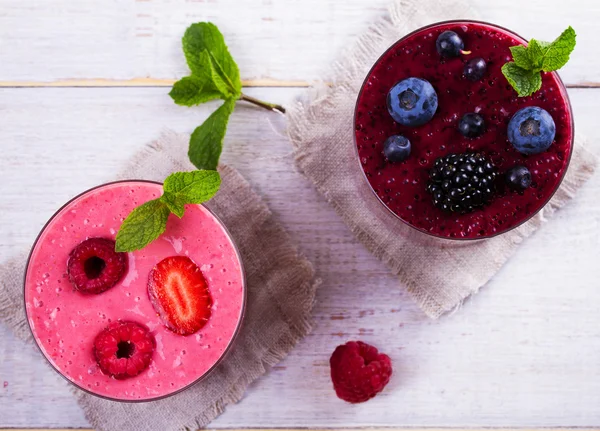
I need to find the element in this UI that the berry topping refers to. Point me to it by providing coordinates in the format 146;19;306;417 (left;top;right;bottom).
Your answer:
330;341;392;404
506;165;532;191
383;135;411;163
67;238;127;294
93;320;155;380
508;106;556;155
148;256;212;336
458;113;486;138
464;57;487;81
436;30;469;58
428;153;497;213
387;77;438;127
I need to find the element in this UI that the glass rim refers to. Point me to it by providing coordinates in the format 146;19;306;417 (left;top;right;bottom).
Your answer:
353;19;575;241
23;179;247;403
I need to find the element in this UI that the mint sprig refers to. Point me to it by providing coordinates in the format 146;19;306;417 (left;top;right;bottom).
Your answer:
116;23;283;253
115;170;221;252
170;22;285;171
502;26;576;97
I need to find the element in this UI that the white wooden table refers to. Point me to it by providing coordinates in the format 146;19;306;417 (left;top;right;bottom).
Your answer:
2;0;600;429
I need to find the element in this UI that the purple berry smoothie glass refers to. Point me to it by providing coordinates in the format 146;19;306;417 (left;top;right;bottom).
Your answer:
354;20;574;240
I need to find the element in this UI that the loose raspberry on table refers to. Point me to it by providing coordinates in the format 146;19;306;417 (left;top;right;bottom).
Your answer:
329;341;392;403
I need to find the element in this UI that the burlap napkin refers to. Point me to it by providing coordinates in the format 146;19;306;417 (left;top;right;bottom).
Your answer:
0;130;318;431
287;0;598;318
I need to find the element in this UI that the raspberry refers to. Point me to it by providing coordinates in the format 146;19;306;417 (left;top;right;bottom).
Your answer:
67;238;127;294
93;321;155;380
329;341;392;403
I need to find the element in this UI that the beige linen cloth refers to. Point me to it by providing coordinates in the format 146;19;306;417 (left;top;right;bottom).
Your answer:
0;131;318;431
288;0;598;318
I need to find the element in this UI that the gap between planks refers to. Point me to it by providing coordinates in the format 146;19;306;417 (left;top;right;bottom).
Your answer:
0;78;599;89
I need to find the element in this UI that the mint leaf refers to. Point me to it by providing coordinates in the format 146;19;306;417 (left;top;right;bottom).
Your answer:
526;27;576;72
115;170;222;250
527;39;548;70
199;50;235;97
163;170;221;203
188;99;235;170
115;199;171;252
182;22;241;96
501;62;542;97
503;26;575;97
169;76;223;107
205;51;240;97
171;22;285;178
510;46;533;70
541;26;576;72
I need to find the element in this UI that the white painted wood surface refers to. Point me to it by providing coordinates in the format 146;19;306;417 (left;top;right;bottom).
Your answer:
1;0;600;429
0;0;598;86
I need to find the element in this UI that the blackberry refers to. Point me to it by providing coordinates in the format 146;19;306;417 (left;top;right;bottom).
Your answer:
427;153;497;213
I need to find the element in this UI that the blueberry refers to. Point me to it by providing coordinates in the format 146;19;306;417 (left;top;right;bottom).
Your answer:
387;77;438;127
507;107;556;155
506;165;532;191
464;57;487;81
436;31;466;58
383;135;411;162
458;113;485;138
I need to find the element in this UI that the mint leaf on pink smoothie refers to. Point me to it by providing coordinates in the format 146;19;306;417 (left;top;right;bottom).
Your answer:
115;199;171;252
161;170;221;216
116;170;222;252
163;170;221;200
159;193;185;218
171;22;285;171
502;26;575;97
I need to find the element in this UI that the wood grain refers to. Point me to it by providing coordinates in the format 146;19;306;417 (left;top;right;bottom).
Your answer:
0;0;598;86
1;87;600;428
0;78;311;88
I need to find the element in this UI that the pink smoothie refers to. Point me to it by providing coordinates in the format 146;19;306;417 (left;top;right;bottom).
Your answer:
24;181;245;401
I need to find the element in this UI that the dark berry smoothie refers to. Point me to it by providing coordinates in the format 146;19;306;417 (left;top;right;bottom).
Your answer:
355;21;573;239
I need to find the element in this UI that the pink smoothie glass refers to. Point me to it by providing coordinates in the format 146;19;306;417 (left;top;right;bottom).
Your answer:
24;180;246;402
354;21;574;241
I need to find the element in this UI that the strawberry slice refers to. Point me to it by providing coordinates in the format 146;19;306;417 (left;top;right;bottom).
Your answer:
147;256;212;336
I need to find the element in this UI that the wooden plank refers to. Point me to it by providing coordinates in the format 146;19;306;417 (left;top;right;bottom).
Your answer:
0;78;311;88
0;79;598;89
0;0;597;86
1;87;600;428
